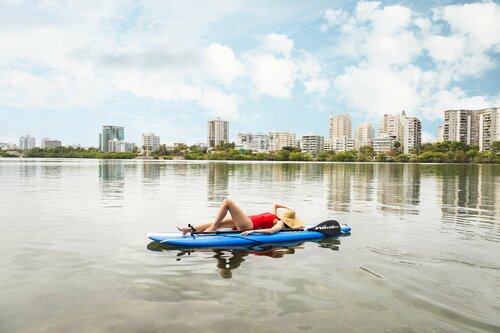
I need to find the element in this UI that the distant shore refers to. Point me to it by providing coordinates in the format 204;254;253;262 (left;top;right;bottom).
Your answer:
2;141;500;164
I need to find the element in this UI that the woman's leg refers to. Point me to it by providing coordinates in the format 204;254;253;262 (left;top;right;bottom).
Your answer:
206;198;253;231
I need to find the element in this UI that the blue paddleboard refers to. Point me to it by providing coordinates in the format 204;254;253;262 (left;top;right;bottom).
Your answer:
148;224;351;247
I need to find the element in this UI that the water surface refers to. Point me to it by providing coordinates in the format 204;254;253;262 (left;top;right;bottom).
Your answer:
0;159;499;332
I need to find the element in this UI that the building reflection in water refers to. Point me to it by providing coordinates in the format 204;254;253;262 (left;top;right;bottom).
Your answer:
99;160;125;206
18;162;38;179
375;164;421;215
323;163;421;215
142;162;161;180
207;163;232;205
40;163;63;178
439;164;499;236
326;164;352;212
351;163;375;206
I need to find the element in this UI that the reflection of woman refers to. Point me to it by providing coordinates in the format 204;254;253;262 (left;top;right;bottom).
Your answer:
213;250;248;279
213;247;301;279
177;198;304;236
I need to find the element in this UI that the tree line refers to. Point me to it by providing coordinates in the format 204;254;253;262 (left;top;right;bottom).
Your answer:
2;141;500;163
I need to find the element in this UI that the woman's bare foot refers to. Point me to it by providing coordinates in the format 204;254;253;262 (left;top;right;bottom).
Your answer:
177;226;191;235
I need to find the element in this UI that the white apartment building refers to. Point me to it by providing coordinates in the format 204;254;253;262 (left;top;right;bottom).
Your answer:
374;134;393;154
236;133;270;152
269;131;297;151
208;118;229;148
443;108;500;151
301;135;324;156
354;123;375;149
41;138;62;148
329;113;352;139
108;139;135;152
403;117;422;154
379;111;406;141
437;125;444;143
142;133;160;151
19;135;36;150
325;136;355;152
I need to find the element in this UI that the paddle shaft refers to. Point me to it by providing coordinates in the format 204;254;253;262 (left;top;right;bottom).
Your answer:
192;227;303;235
189;220;342;236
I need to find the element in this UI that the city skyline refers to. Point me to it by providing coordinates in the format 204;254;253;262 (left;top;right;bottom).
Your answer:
0;1;499;146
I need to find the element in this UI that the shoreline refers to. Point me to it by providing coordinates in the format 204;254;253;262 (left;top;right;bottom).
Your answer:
1;156;499;165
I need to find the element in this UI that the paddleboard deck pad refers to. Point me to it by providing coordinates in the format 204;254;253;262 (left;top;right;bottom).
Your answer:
148;224;351;247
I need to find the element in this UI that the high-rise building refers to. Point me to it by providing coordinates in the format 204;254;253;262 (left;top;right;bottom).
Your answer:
41;138;62;148
300;135;324;156
19;135;36;150
269;132;297;151
354;123;375;149
378;111;406;141
142;133;160;151
99;126;124;152
329;113;352;139
443;108;500;151
403;117;422;154
437;125;444;143
207;118;229;148
378;111;421;154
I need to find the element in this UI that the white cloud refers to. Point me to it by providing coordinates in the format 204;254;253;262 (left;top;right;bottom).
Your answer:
334;65;420;118
262;33;294;58
197;89;239;119
355;1;380;21
246;54;297;99
320;8;348;32
370;5;412;35
304;78;330;95
204;43;243;85
421;87;499;120
322;1;500;123
434;2;500;50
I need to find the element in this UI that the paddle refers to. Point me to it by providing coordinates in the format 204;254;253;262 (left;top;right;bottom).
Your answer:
188;220;342;237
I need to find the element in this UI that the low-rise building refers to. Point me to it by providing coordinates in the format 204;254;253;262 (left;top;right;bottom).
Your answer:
236;133;270;152
269;131;297;151
41;138;62;148
325;136;355;152
300;134;324;156
108;139;135;152
142;133;160;151
374;134;393;154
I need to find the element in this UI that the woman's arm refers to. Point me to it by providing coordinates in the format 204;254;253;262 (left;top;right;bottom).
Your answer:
241;220;284;236
272;203;292;215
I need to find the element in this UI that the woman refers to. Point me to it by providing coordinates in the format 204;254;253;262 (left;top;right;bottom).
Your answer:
177;198;304;236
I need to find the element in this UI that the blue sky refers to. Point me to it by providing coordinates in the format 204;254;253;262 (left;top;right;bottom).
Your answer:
0;0;499;147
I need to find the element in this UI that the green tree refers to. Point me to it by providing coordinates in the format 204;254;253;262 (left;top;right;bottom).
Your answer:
393;141;402;154
359;145;375;158
491;141;500;154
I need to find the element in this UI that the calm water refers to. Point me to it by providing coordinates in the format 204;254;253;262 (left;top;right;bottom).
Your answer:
0;159;499;332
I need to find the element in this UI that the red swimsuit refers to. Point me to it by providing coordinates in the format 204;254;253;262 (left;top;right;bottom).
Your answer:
247;212;279;229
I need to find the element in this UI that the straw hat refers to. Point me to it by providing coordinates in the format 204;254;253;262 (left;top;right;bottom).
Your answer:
279;210;305;229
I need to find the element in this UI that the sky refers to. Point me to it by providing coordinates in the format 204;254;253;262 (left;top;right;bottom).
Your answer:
0;0;499;147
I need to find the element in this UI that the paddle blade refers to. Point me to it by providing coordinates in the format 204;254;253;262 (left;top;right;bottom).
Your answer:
307;220;342;236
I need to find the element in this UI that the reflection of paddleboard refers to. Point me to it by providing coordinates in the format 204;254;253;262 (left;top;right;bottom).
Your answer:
148;224;351;248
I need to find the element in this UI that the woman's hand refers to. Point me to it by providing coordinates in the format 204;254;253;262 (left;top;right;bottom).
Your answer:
240;230;255;236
